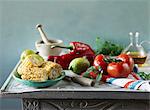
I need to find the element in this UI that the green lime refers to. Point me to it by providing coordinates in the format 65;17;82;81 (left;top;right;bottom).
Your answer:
21;49;35;61
69;57;90;74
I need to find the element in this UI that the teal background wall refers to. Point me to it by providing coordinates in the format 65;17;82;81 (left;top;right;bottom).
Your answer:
0;0;150;110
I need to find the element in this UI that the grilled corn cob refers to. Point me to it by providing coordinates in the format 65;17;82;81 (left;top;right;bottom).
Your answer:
17;54;44;75
17;54;63;81
21;67;48;81
43;61;62;79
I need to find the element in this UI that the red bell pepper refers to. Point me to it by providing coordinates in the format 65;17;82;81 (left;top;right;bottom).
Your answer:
48;42;95;69
70;42;95;55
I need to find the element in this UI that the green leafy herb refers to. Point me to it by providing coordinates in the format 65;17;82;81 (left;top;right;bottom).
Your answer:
82;66;103;81
137;72;150;80
95;37;124;56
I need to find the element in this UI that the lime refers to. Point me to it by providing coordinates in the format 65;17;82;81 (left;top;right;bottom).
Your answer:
69;57;90;74
21;49;35;61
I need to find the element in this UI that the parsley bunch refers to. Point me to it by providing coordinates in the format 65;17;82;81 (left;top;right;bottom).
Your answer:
95;37;124;56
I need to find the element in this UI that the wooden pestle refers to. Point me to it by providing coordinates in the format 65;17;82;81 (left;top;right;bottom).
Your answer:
36;24;51;44
71;76;95;87
64;70;95;87
64;76;95;87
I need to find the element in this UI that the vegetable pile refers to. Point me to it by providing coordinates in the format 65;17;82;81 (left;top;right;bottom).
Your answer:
47;39;136;81
20;36;150;83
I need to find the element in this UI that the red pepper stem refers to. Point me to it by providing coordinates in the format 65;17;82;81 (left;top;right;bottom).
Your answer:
51;45;73;50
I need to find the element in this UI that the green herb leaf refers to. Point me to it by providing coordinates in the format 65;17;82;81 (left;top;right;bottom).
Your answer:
137;72;150;80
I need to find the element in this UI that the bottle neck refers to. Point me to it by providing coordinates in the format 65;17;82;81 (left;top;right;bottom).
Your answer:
130;36;139;46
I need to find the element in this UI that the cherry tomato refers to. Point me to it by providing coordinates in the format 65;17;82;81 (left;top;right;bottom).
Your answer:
107;62;131;78
93;54;107;72
117;54;134;72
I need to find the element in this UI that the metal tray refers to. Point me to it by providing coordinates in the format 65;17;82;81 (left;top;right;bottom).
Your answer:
0;61;150;100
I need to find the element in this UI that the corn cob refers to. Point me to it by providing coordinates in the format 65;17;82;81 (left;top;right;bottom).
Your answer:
17;54;63;81
43;61;63;79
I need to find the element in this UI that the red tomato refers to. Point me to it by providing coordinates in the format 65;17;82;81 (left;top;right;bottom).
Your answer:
93;54;108;72
107;62;131;78
117;54;134;72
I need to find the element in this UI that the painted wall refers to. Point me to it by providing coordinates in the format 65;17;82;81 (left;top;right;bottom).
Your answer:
0;0;150;110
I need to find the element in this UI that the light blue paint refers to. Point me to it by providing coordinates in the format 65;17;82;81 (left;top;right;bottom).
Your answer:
0;0;150;110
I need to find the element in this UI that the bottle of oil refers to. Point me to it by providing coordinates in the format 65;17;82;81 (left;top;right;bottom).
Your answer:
122;32;148;66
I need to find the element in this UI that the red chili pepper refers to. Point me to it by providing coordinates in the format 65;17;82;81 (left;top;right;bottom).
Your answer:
89;72;97;79
48;42;95;69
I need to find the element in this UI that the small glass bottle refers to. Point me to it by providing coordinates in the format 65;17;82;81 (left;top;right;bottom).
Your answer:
122;32;147;65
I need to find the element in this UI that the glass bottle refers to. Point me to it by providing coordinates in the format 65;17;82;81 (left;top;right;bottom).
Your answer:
122;32;148;65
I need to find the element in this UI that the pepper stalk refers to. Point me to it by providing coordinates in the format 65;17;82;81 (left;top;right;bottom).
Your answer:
51;45;73;50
